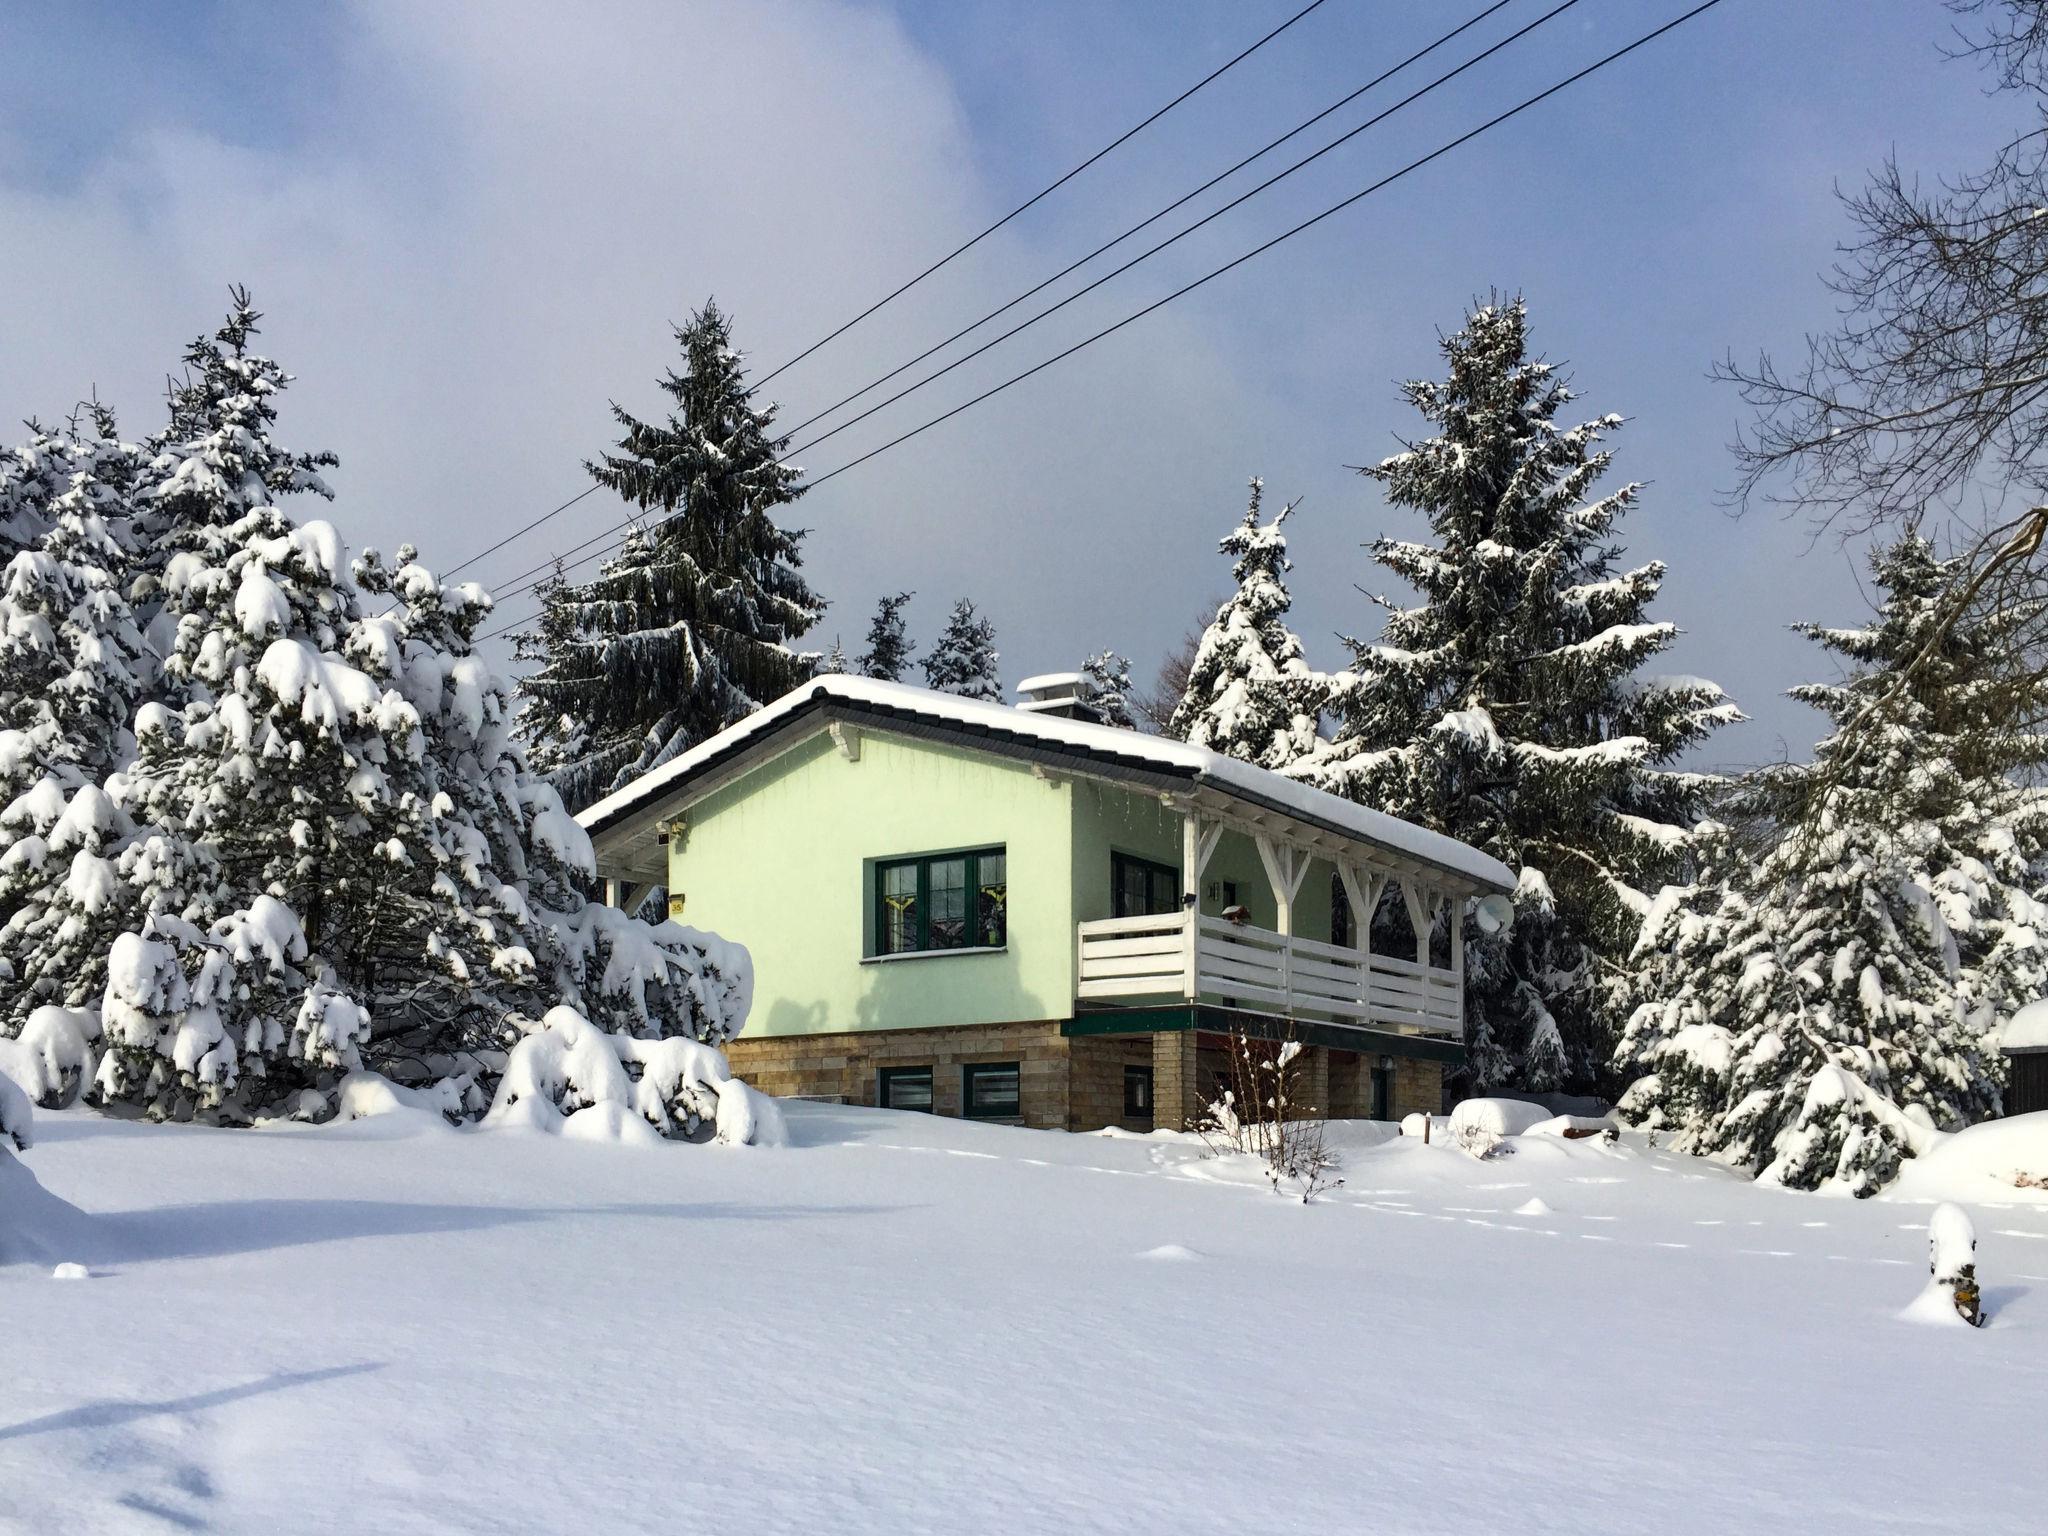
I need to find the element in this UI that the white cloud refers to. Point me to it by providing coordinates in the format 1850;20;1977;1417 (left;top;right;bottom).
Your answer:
0;0;1277;691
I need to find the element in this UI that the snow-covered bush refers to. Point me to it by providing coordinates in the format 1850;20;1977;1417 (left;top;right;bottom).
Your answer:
0;1006;99;1107
483;1006;777;1146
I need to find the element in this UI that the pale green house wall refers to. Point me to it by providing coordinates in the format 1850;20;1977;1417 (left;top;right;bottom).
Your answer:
669;730;1079;1038
669;724;1360;1042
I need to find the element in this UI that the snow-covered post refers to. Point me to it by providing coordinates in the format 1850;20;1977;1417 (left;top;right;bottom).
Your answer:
1928;1203;1985;1328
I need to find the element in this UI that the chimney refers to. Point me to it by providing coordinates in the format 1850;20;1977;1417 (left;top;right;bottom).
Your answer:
1014;671;1102;723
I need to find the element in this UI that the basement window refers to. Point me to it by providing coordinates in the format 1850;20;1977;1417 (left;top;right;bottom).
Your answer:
1124;1064;1153;1120
962;1062;1022;1121
878;1066;933;1113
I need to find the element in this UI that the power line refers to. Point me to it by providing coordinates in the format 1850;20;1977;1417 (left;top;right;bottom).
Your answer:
471;0;1552;616
429;0;1334;601
750;0;1337;392
798;0;1727;493
781;0;1584;462
779;0;1524;444
442;485;598;580
476;0;1729;646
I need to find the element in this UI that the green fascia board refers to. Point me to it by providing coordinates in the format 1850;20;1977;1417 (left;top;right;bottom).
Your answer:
1064;1006;1467;1065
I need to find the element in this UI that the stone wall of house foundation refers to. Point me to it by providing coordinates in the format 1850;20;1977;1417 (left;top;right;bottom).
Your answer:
1152;1031;1199;1133
1068;1033;1154;1132
1393;1057;1445;1119
723;1021;1071;1129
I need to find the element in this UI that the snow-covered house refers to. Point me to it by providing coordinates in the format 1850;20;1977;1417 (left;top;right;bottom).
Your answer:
576;676;1513;1131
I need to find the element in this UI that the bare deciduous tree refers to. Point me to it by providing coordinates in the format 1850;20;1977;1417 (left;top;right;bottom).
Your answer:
1716;1;2048;793
1134;605;1213;736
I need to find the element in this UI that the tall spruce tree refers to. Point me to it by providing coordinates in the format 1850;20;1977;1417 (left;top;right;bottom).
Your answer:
1617;532;2048;1193
517;302;824;810
1168;479;1319;767
857;591;916;682
1294;300;1739;1094
922;599;1001;700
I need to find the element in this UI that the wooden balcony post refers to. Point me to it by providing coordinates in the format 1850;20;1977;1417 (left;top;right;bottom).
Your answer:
1255;834;1311;1011
1181;812;1201;999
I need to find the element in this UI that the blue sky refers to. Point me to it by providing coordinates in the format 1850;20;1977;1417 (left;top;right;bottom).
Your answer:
0;0;2019;766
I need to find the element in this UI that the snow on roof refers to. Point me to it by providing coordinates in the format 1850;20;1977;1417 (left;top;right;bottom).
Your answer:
2002;999;2048;1052
578;676;1516;892
1016;671;1086;695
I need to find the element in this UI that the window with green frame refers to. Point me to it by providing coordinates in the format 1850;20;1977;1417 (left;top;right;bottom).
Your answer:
874;847;1007;956
1111;851;1180;918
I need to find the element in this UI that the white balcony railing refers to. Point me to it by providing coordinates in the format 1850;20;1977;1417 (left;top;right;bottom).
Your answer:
1076;911;1461;1037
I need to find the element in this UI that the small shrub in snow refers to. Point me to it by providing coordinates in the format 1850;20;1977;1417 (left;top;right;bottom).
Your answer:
1197;1030;1341;1202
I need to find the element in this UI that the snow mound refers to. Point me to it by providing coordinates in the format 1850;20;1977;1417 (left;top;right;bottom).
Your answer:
1523;1114;1614;1138
2000;999;2048;1052
1139;1244;1202;1262
1889;1112;2048;1202
562;1100;667;1148
331;1071;464;1130
0;1070;31;1152
1900;1282;1981;1329
1514;1197;1553;1216
0;1146;96;1268
51;1261;88;1281
1449;1098;1555;1140
0;1006;99;1108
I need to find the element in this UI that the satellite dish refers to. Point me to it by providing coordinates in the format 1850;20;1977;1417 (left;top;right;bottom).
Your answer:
1474;894;1514;935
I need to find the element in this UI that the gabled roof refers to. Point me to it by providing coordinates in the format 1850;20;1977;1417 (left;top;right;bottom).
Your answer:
577;676;1516;894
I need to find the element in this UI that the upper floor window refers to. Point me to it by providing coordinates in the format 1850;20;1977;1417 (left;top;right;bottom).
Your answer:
875;847;1007;956
1112;851;1180;918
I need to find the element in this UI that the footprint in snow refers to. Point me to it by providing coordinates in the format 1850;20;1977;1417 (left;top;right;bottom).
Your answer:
1139;1244;1201;1262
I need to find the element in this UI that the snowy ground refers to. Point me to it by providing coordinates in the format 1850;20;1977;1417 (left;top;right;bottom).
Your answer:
6;1104;2047;1535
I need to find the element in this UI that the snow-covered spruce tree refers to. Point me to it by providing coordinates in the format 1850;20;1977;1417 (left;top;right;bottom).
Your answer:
0;418;76;566
0;419;148;789
1168;478;1320;768
1293;300;1739;1094
0;415;149;1007
513;558;633;806
354;545;750;1067
1083;650;1137;728
130;290;338;656
1616;532;2048;1193
817;637;850;674
857;591;915;681
517;301;825;811
922;598;1001;700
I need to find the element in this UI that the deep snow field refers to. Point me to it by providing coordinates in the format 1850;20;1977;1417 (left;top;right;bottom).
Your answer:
5;1102;2047;1535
